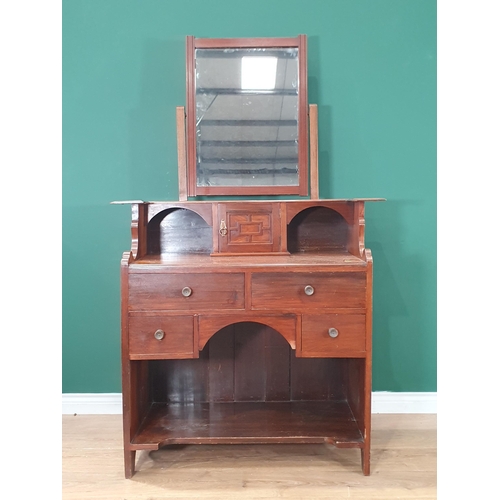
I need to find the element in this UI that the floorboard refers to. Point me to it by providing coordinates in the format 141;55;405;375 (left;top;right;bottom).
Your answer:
62;413;436;499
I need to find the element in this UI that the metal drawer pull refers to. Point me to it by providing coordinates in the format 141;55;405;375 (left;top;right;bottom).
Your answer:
181;286;192;297
154;329;165;340
304;285;315;296
328;328;339;338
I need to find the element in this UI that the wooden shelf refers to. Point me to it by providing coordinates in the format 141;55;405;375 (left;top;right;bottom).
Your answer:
131;400;364;450
131;251;367;268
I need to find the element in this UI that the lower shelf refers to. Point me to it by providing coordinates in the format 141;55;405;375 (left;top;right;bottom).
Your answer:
131;400;364;450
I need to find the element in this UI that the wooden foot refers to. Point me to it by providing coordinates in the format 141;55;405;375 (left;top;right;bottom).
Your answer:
124;450;136;479
361;447;370;476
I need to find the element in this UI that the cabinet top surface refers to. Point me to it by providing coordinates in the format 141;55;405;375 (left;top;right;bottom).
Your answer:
111;198;385;205
129;251;367;270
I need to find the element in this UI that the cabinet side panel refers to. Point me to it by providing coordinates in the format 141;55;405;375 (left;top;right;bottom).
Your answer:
121;254;150;445
345;359;365;427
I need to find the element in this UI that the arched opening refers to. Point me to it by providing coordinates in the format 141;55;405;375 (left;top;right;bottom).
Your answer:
149;322;345;404
287;206;349;253
147;208;212;255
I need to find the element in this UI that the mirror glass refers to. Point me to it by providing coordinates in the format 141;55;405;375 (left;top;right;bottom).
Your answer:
195;48;299;188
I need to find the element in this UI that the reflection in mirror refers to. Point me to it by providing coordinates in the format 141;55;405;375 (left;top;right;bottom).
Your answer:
195;48;299;188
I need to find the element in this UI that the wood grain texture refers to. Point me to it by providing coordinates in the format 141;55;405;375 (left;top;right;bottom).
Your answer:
62;413;436;499
301;314;366;356
130;203;148;259
217;203;281;254
120;199;379;477
128;272;245;311
198;314;297;350
251;271;367;311
128;314;194;359
130;251;367;268
130;401;363;448
147;208;212;255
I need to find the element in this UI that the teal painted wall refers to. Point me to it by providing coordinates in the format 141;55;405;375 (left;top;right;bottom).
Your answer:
62;0;436;393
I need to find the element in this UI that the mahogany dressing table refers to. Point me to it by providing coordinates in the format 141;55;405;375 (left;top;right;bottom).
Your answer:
114;36;383;478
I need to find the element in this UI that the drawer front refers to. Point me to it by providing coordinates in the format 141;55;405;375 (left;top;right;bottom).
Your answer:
128;314;194;358
251;272;366;311
301;314;366;356
129;273;245;311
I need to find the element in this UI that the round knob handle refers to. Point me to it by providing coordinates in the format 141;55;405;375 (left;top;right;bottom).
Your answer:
328;328;339;338
182;286;192;297
304;285;315;296
154;329;165;340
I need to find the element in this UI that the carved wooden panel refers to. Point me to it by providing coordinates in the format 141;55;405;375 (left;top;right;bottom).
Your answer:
217;203;281;254
228;212;272;244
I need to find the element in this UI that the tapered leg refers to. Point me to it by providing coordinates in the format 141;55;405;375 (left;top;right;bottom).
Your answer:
124;449;136;479
361;446;370;475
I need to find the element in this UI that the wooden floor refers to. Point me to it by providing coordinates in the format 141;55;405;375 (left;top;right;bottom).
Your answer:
62;413;436;499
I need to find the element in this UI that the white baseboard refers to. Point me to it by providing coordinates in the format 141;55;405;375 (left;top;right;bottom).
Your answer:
371;391;436;414
62;393;123;415
62;392;436;415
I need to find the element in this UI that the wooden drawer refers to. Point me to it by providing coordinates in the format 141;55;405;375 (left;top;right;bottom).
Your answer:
251;272;366;311
301;314;366;356
129;273;245;311
128;314;194;359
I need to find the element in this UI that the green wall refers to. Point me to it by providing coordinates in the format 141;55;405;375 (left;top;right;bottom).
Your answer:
62;0;436;393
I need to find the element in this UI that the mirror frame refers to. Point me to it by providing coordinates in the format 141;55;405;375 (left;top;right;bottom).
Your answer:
185;35;308;197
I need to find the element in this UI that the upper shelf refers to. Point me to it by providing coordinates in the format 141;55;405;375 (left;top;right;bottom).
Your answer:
112;199;385;263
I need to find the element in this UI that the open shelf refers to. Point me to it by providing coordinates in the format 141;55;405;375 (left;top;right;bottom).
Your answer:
131;400;363;450
131;251;366;268
287;206;349;254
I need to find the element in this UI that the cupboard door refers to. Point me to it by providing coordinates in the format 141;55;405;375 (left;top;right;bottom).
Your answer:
217;203;281;254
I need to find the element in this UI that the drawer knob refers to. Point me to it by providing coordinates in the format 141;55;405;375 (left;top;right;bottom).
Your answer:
304;285;315;296
154;329;165;340
328;328;339;338
181;286;192;297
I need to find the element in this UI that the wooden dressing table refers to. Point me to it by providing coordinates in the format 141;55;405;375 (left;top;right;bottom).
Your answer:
115;36;383;478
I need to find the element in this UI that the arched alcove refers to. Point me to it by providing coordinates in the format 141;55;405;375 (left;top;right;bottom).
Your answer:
149;322;345;404
147;208;212;255
287;206;349;253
